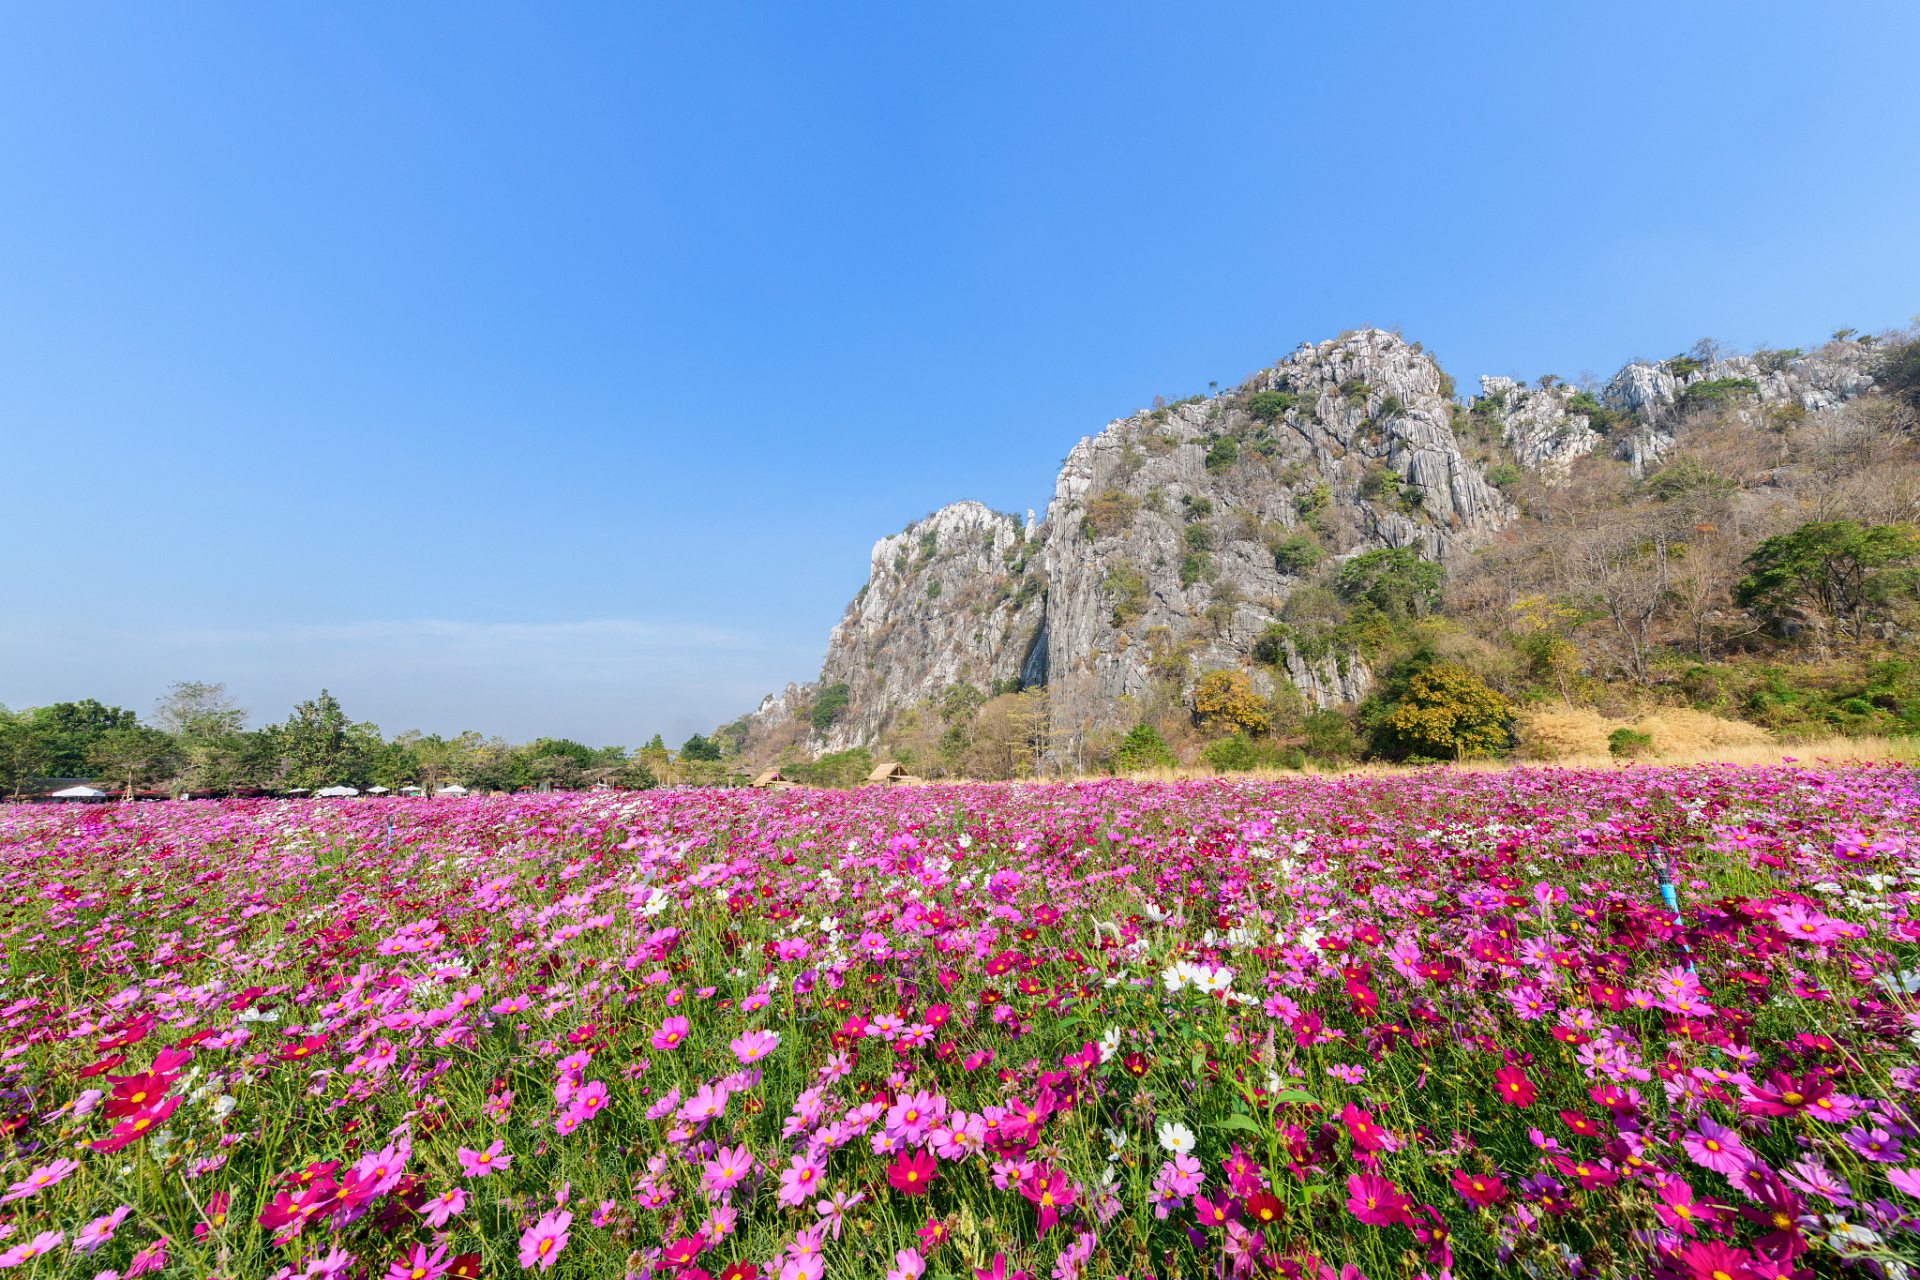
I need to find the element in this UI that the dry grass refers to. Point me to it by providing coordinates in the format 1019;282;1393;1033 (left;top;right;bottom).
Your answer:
1094;734;1918;783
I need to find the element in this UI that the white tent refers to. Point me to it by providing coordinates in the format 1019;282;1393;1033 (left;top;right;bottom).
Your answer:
314;786;360;798
49;786;106;799
434;785;469;797
365;785;391;794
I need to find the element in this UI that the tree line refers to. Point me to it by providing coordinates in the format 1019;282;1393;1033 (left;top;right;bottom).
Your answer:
0;683;730;798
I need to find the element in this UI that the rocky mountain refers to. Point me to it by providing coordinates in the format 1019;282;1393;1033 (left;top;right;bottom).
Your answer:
728;327;1884;767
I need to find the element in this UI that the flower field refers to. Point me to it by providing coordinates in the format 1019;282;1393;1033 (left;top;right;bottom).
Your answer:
1;764;1918;1280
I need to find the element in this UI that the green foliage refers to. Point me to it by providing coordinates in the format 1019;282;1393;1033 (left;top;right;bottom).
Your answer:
1679;377;1759;413
678;733;723;762
1358;466;1402;503
1377;393;1404;418
810;683;852;732
1879;337;1920;410
1272;532;1324;574
1104;560;1150;626
1293;482;1331;522
1178;552;1216;587
1204;436;1240;473
925;580;942;598
1736;520;1920;643
1109;723;1176;772
1608;727;1653;757
1755;347;1805;375
786;747;873;789
1340;378;1371;407
1564;389;1625;433
1485;463;1520;488
1665;353;1705;378
1245;389;1293;421
1644;455;1736;501
1333;547;1442;622
1181;495;1214;522
1200;732;1278;772
1184;524;1215;553
1303;707;1362;762
1375;663;1511;760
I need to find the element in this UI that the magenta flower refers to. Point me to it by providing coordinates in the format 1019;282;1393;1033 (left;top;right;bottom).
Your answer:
703;1143;754;1193
1345;1171;1413;1226
457;1139;512;1177
1018;1167;1076;1233
421;1187;467;1228
1682;1118;1750;1176
730;1029;780;1064
518;1209;572;1271
676;1082;731;1125
778;1155;825;1208
0;1157;78;1203
1842;1125;1903;1163
0;1230;64;1268
651;1015;691;1051
385;1244;450;1280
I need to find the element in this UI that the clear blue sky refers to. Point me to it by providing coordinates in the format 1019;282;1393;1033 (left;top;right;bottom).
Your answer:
4;1;1917;748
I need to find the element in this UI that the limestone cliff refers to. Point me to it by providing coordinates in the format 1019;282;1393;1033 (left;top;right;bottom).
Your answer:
727;329;1888;767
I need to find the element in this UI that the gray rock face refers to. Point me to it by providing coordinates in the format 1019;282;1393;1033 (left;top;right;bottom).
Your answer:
809;501;1046;752
740;330;1515;760
737;331;1890;762
1479;340;1881;483
1479;377;1606;479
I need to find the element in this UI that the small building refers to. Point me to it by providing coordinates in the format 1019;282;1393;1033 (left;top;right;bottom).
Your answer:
752;768;804;791
865;762;924;787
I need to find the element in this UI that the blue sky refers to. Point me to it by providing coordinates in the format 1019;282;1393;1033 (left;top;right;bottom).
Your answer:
4;1;1917;747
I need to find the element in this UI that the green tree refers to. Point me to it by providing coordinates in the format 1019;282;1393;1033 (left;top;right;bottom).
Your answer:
811;684;852;733
1110;723;1176;772
276;690;377;788
1736;520;1920;645
23;700;139;777
87;726;179;797
151;681;247;738
679;733;723;762
1334;548;1442;622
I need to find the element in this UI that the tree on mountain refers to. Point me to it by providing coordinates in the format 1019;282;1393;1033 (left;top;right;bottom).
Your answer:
1334;548;1442;622
1736;520;1920;645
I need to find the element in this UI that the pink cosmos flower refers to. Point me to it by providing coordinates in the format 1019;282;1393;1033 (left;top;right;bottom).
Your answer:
74;1206;132;1256
0;1230;63;1267
457;1140;512;1177
421;1187;467;1228
518;1209;572;1271
778;1155;825;1208
1345;1171;1413;1226
1652;1175;1719;1236
385;1244;450;1280
887;1246;928;1280
0;1157;79;1203
677;1083;731;1125
730;1029;780;1064
1682;1118;1750;1176
1018;1167;1076;1234
704;1144;754;1193
651;1015;691;1051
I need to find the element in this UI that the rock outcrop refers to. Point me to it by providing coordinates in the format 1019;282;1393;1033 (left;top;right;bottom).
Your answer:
729;329;1894;765
741;329;1515;760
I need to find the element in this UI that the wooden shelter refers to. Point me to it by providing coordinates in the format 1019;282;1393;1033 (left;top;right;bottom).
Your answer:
752;768;805;792
864;762;924;787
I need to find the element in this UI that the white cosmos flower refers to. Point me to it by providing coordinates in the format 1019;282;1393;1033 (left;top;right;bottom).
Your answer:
1097;1027;1121;1063
1156;1121;1197;1155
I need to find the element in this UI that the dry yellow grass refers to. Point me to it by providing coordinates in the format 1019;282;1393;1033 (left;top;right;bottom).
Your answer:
1097;734;1917;782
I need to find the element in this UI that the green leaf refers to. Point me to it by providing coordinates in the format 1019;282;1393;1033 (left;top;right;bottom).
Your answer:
1216;1113;1265;1134
1270;1087;1317;1105
1191;1050;1206;1077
